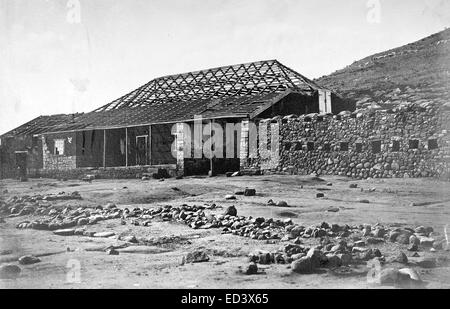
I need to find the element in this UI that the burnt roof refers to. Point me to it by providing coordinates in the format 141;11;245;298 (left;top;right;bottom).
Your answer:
0;114;81;138
4;60;325;135
94;59;320;111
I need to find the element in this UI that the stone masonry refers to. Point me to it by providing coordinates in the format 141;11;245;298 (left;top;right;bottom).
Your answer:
241;102;450;179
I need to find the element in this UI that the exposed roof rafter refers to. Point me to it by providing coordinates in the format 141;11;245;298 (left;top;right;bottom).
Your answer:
94;59;319;112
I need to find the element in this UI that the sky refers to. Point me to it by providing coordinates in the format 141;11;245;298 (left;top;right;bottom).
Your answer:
1;0;450;135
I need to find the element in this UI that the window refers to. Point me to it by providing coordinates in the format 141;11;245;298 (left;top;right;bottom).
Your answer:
409;139;419;150
340;142;349;152
307;142;314;151
428;139;438;150
284;142;292;151
54;139;65;155
294;142;303;151
355;143;363;153
392;140;400;152
371;141;381;154
323;143;331;152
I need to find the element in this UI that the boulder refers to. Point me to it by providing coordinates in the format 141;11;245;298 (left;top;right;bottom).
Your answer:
245;263;258;275
398;268;422;282
244;189;256;196
53;229;75;236
223;206;237;217
418;236;435;247
388;252;408;264
18;255;41;265
93;231;115;238
185;250;210;263
291;256;313;274
277;201;288;207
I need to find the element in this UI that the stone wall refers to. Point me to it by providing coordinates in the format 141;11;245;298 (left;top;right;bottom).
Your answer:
42;133;77;171
28;165;177;180
241;103;450;179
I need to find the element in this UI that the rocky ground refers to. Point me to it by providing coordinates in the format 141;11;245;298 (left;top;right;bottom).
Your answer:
1;174;450;289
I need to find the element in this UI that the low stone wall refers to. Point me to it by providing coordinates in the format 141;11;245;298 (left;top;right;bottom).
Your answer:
242;103;450;179
28;165;177;180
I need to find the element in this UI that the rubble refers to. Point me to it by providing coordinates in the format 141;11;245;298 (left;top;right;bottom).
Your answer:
4;192;446;276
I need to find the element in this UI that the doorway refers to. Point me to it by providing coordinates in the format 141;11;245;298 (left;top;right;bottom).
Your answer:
15;151;28;180
136;135;148;165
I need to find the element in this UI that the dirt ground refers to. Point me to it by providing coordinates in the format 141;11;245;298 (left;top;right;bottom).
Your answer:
1;174;450;289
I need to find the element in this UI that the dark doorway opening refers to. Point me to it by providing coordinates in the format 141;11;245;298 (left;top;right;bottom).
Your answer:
136;135;148;165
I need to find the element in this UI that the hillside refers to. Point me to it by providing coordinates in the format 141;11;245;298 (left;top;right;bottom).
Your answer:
316;28;450;109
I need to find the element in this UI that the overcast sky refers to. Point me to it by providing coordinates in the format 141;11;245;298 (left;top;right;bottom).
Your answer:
1;0;449;135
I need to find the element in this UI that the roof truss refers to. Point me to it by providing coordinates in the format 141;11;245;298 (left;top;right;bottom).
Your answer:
94;59;319;112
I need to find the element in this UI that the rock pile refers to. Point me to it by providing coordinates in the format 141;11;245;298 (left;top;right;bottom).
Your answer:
0;192;82;217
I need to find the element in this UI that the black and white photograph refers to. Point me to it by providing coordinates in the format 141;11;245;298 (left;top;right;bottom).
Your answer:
1;0;450;293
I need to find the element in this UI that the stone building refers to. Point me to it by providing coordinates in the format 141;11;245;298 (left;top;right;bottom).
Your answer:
0;60;352;179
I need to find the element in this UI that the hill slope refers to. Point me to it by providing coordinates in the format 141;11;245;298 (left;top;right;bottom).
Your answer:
316;28;450;109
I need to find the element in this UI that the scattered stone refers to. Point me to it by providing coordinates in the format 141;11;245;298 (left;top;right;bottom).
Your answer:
433;240;445;250
409;235;420;245
106;248;119;255
245;263;258;275
316;193;325;198
121;235;138;243
0;264;21;279
354;240;366;247
358;199;370;204
291;256;313;274
105;203;117;210
407;243;419;252
223;206;237;217
349;184;358;188
388;252;408;264
366;237;385;245
396;232;412;245
418;236;435;247
53;229;75;236
277;201;288;207
398;268;422;282
327;207;339;212
326;254;342;268
18;255;41;265
267;199;276;206
244;188;256;196
93;231;115;238
414;226;426;234
185;250;210;263
225;195;236;200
